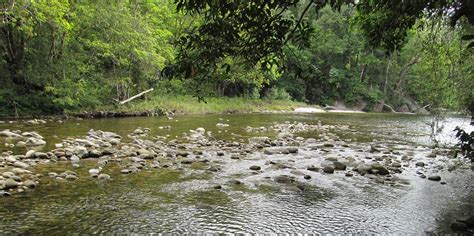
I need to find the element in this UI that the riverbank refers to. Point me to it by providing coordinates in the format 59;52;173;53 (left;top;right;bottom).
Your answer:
69;96;309;118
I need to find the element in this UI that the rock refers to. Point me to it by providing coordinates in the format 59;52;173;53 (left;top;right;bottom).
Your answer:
391;162;402;168
325;157;338;162
89;150;102;158
65;175;78;180
304;175;311;179
287;147;298;153
13;161;29;169
25;137;46;146
345;172;354;177
33;152;48;159
208;166;220;172
274;175;292;184
16;141;26;147
397;104;410;113
70;155;80;163
249;165;261;171
3;179;19;189
428;175;441;181
333;161;347;170
181;159;195;164
176;151;189;157
5;156;17;162
48;172;58;178
450;222;468;231
323;143;335;147
323;166;335;174
458;216;474;228
98;174;111;180
88;168;101;177
371;164;389;175
0;130;22;138
0;191;11;197
25;150;36;158
11;168;30;175
216;151;225;156
307;166;320;172
227;180;243;185
24;180;37;188
120;169;131;174
415;162;425;167
230;154;240;159
2;172;14;178
427;153;436;158
196;127;205;133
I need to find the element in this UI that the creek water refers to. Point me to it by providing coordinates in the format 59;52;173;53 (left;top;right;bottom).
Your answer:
0;112;472;234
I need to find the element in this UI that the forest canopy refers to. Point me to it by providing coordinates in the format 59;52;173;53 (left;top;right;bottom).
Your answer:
0;0;473;116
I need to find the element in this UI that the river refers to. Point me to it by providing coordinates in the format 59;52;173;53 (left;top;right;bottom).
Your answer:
0;112;473;234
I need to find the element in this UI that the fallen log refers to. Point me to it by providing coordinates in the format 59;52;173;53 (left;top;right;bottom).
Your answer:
118;88;154;105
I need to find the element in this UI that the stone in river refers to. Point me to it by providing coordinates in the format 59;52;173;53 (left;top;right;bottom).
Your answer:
249;165;261;171
3;179;19;189
428;175;441;181
333;161;347;170
323;166;335;174
23;180;37;188
274;175;292;183
415;162;425;167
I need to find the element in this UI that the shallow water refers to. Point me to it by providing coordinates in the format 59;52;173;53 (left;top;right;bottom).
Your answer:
0;113;473;234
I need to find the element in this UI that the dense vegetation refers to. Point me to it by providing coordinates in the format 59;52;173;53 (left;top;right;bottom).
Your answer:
0;0;473;117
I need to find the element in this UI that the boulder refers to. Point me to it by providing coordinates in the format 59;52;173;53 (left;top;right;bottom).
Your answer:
274;175;292;184
3;179;19;189
428;175;441;181
249;165;261;171
371;164;390;175
333;161;347;170
323;166;335;174
13;161;29;169
23;180;37;188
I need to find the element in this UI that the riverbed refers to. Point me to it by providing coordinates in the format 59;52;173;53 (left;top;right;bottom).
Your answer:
0;113;473;234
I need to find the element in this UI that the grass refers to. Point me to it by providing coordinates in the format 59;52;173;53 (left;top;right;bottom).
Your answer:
86;95;308;115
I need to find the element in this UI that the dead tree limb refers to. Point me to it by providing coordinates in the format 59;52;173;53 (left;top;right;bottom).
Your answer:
118;88;154;105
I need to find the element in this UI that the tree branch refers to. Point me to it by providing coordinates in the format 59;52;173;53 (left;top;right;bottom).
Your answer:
283;0;315;45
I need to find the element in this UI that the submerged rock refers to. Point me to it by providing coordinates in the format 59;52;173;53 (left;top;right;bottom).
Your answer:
371;164;389;175
427;175;441;181
333;161;347;170
274;175;292;184
249;165;261;171
450;222;468;231
323;166;335;174
23;180;37;188
3;179;19;189
98;173;111;180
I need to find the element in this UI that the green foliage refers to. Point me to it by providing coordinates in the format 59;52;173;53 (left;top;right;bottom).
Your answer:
454;127;474;162
0;0;473;117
